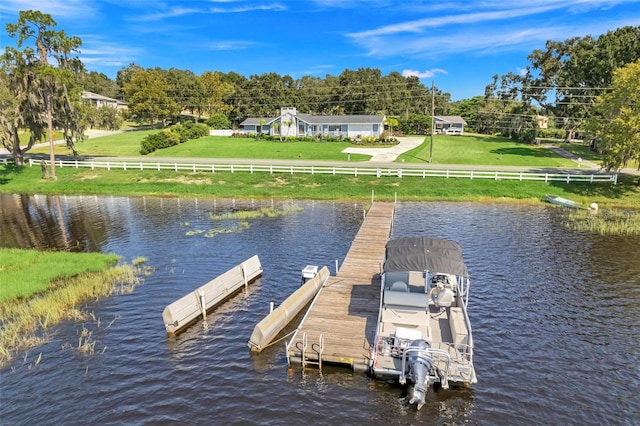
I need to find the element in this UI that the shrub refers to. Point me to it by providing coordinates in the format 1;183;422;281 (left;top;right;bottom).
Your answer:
139;122;207;154
206;114;231;129
231;132;251;138
538;128;565;139
140;131;176;154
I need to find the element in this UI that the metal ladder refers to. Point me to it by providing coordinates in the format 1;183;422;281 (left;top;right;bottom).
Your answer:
301;332;325;370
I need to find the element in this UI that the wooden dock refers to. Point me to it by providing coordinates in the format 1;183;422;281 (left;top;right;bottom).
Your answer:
286;202;395;372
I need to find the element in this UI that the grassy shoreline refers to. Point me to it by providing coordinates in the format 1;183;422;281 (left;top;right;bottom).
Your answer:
9;130;638;207
1;162;639;208
0;249;150;368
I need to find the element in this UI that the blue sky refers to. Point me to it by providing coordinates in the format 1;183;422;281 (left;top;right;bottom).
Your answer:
1;0;639;100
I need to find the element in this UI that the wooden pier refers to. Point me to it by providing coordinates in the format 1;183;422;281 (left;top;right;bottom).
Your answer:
286;202;395;372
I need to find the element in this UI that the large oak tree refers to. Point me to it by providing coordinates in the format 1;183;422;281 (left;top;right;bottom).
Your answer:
2;10;84;175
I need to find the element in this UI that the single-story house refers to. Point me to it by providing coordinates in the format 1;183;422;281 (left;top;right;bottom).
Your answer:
82;91;128;111
240;107;385;138
434;116;467;135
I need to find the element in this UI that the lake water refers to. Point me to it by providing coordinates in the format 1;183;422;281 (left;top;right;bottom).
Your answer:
1;194;638;425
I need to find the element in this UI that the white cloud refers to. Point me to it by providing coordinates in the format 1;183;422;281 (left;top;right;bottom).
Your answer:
402;68;448;78
209;3;287;13
346;0;640;60
0;0;95;17
204;40;262;50
78;36;143;67
129;6;202;22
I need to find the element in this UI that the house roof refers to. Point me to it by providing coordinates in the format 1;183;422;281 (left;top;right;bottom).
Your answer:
82;91;117;102
241;113;384;126
434;115;467;125
240;117;278;126
296;113;384;125
82;91;127;105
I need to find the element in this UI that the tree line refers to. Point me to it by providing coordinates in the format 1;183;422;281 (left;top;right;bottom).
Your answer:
2;10;638;172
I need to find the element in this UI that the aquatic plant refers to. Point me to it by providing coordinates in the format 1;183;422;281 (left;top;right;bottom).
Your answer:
131;256;148;266
0;261;146;368
208;206;303;220
77;326;96;355
203;221;250;238
565;208;640;236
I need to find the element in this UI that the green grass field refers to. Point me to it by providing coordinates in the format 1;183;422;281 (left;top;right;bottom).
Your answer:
2;161;638;208
147;137;372;161
11;130;640;208
398;134;577;167
30;130;160;157
30;130;580;167
0;248;119;302
31;132;373;161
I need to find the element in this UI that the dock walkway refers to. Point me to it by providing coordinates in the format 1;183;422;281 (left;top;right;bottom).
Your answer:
286;202;395;371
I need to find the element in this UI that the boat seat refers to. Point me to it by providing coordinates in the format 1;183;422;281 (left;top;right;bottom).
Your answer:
389;281;409;292
430;286;454;308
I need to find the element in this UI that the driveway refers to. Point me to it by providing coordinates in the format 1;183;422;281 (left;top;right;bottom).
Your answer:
342;136;424;162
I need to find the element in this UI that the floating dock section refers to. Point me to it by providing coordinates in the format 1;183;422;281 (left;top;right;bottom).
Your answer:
285;202;395;371
163;255;262;335
247;266;330;352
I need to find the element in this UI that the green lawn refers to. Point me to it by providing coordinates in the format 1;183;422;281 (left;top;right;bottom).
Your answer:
0;248;119;302
398;133;577;167
2;162;638;208
29;130;586;167
555;141;602;164
147;137;372;161
19;130;64;145
31;131;372;161
30;129;161;157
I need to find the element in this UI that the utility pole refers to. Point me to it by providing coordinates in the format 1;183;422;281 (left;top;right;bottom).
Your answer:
429;80;435;163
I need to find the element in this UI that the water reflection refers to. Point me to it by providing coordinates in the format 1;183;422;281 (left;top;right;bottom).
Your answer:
0;195;638;425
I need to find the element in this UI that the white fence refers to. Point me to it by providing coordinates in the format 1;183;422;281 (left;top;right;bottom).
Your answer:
209;129;234;136
27;158;618;184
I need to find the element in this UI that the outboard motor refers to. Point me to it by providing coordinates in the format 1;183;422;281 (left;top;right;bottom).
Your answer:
407;339;434;410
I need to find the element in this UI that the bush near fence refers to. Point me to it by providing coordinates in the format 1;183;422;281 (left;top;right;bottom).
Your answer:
140;122;209;155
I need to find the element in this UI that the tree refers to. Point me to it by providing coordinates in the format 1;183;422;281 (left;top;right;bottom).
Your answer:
491;26;640;142
398;114;431;135
585;60;640;171
384;117;398;135
123;68;178;127
0;53;43;166
199;71;234;119
2;10;84;172
205;113;230;129
82;71;119;99
165;68;201;120
84;104;122;130
115;62;143;100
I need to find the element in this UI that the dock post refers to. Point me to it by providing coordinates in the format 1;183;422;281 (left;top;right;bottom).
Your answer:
242;264;248;293
199;290;206;319
270;302;274;313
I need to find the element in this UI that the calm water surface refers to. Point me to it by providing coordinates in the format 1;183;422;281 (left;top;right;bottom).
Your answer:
1;194;638;425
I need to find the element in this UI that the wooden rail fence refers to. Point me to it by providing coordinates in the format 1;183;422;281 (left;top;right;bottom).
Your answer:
26;158;618;184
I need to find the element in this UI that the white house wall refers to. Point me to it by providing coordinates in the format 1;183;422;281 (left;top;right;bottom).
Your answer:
348;124;377;138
